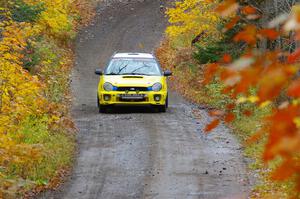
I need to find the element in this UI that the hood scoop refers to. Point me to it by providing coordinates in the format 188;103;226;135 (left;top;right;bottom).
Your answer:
122;76;143;79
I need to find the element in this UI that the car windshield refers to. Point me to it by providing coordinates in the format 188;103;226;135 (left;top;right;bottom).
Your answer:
105;58;161;76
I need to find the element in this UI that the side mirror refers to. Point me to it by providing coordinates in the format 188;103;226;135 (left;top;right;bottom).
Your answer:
164;70;172;77
95;69;103;75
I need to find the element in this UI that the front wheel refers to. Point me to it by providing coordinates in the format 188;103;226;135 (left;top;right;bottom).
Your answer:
158;95;168;112
158;105;167;112
99;105;108;113
97;95;107;113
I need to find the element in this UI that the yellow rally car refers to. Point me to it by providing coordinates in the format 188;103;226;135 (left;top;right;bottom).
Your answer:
95;53;172;113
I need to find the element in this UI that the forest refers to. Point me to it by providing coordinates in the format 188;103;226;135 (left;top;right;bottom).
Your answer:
1;0;300;198
0;0;95;197
156;0;300;198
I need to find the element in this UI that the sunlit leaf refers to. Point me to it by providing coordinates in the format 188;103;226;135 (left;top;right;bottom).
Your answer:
287;48;300;64
209;110;224;117
205;119;220;132
243;110;252;117
234;25;257;44
203;63;219;84
224;16;240;31
224;113;235;123
241;6;257;15
215;0;239;17
287;79;300;98
272;159;296;181
246;130;265;145
258;29;279;40
222;54;232;63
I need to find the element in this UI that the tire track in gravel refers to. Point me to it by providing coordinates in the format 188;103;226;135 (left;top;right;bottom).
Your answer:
39;0;251;198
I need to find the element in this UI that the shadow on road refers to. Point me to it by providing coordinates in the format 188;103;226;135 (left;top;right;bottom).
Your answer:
103;106;164;114
72;104;167;117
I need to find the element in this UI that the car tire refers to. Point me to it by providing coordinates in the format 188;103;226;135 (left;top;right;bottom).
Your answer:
99;105;107;113
97;95;100;107
166;94;169;108
158;95;168;113
158;105;167;112
97;95;107;113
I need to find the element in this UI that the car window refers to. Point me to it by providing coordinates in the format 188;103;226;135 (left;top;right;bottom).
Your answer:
105;58;162;76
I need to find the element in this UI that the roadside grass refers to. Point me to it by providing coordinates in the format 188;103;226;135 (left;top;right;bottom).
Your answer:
33;36;73;105
1;115;75;198
156;40;295;198
10;116;75;187
0;0;8;7
7;35;76;194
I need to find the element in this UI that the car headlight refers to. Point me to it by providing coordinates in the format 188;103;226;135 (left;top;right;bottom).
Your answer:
103;82;114;91
152;82;162;91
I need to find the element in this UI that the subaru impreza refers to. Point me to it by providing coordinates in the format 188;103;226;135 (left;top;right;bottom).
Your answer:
95;53;172;113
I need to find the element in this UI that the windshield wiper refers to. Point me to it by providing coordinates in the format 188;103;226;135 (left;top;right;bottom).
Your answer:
122;72;150;76
117;63;129;74
130;63;151;74
105;72;119;75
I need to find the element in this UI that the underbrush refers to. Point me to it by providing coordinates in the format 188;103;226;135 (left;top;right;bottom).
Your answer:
0;0;96;197
10;117;74;191
156;40;295;198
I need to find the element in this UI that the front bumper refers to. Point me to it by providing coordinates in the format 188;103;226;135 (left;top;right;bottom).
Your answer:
98;91;167;106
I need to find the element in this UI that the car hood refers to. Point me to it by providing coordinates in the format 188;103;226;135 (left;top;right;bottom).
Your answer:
103;75;163;87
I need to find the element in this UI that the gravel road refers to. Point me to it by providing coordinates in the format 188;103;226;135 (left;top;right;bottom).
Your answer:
40;0;251;198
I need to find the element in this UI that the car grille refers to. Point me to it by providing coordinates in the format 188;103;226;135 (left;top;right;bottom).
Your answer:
118;98;147;102
117;94;148;102
116;87;149;92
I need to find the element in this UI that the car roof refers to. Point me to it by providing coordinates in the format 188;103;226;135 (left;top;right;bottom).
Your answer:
112;53;155;59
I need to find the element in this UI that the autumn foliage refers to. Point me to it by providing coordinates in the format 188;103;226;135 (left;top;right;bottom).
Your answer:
166;0;221;47
156;0;300;197
0;0;94;197
202;0;300;196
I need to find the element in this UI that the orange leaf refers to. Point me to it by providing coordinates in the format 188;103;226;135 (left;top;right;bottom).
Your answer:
288;48;300;64
245;130;264;145
224;113;235;123
272;159;296;181
215;0;239;17
287;79;300;98
225;16;240;31
234;25;257;44
205;119;220;132
259;29;279;40
226;103;236;110
222;54;232;63
209;110;224;117
257;68;288;102
243;110;252;117
203;63;219;84
222;86;234;94
220;68;238;81
241;6;257;15
295;31;300;40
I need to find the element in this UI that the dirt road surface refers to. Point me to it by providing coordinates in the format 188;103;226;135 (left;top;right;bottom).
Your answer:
39;0;251;198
